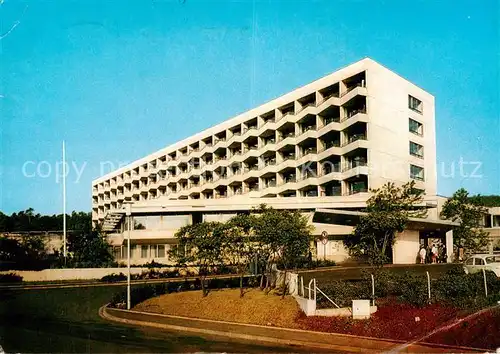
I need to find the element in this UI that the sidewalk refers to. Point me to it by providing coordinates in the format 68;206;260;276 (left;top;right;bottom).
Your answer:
101;306;484;353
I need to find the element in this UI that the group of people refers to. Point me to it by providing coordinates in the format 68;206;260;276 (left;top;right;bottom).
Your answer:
419;242;447;264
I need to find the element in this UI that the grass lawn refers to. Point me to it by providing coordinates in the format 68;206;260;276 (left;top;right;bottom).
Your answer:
135;288;301;328
0;285;321;353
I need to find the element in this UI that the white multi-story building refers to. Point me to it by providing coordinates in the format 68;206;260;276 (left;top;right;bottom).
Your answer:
92;58;455;265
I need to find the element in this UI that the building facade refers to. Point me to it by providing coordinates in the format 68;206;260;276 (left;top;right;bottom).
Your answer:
92;58;454;265
483;207;500;253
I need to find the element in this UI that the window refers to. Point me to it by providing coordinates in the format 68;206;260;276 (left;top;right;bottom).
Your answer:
158;245;166;258
475;258;485;266
409;118;423;136
141;245;149;258
408;95;423;113
151;245;159;258
465;258;474;265
485;256;500;264
409;141;424;158
410;164;424;181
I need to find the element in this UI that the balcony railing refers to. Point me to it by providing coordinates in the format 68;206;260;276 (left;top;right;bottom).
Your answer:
342;134;367;147
323;116;340;126
321;187;342;196
342;160;368;172
264;159;276;167
322;164;341;175
342;107;367;121
317;91;340;105
295;102;316;115
340;82;365;97
300;148;317;157
278;132;295;142
301;125;317;133
347;187;368;195
263;181;277;189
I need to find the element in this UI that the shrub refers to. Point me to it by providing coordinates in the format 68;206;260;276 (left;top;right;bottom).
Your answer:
319;280;371;308
395;272;429;306
433;269;500;308
100;273;127;282
0;273;23;283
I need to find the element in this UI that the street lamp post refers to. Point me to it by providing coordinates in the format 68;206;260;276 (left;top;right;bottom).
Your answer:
125;202;132;310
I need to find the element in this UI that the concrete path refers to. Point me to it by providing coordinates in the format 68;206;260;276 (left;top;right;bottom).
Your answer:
101;306;484;353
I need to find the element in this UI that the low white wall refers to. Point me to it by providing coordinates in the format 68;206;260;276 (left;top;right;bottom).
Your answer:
294;295;316;316
316;305;377;317
0;267;149;282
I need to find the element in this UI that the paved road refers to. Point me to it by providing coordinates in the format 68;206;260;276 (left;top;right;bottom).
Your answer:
0;283;338;353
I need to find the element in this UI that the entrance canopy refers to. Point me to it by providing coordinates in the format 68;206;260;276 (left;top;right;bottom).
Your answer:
313;208;458;231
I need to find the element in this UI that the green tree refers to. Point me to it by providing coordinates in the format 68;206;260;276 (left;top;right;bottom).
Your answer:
345;181;426;265
253;206;312;298
0;235;48;270
0;237;24;263
225;213;257;297
467;194;500;208
441;188;489;256
169;222;226;297
66;227;113;268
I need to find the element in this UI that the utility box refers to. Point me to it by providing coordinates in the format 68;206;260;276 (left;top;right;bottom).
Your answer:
352;300;371;320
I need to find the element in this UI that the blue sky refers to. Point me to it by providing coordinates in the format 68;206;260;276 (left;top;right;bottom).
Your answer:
1;0;499;215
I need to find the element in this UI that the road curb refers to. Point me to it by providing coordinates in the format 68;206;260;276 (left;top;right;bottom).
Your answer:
99;305;485;353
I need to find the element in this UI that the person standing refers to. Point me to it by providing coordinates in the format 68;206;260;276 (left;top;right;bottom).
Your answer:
419;246;427;264
431;244;438;264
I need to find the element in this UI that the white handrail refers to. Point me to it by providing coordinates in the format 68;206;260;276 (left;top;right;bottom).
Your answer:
315;285;340;309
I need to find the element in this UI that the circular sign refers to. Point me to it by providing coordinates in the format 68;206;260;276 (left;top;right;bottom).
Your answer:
321;231;328;245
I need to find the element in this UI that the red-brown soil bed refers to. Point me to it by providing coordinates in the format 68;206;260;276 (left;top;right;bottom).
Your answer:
296;299;461;342
425;307;500;350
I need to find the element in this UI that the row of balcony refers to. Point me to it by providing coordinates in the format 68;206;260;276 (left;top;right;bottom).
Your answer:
94;89;368;193
93;159;368;206
93;129;368;195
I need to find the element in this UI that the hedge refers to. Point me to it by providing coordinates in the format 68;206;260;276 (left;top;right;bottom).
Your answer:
317;267;500;308
0;273;23;283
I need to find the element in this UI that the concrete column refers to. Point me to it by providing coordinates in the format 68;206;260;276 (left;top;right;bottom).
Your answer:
445;230;454;263
294;101;300;114
257;115;264;128
315;91;322;105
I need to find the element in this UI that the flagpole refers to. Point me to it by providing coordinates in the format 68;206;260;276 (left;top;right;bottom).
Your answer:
63;140;67;260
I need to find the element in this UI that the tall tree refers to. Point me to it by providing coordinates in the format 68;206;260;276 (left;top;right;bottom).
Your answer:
441;188;490;256
66;227;113;268
253;206;312;298
225;213;257;297
170;222;226;297
345;181;426;265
